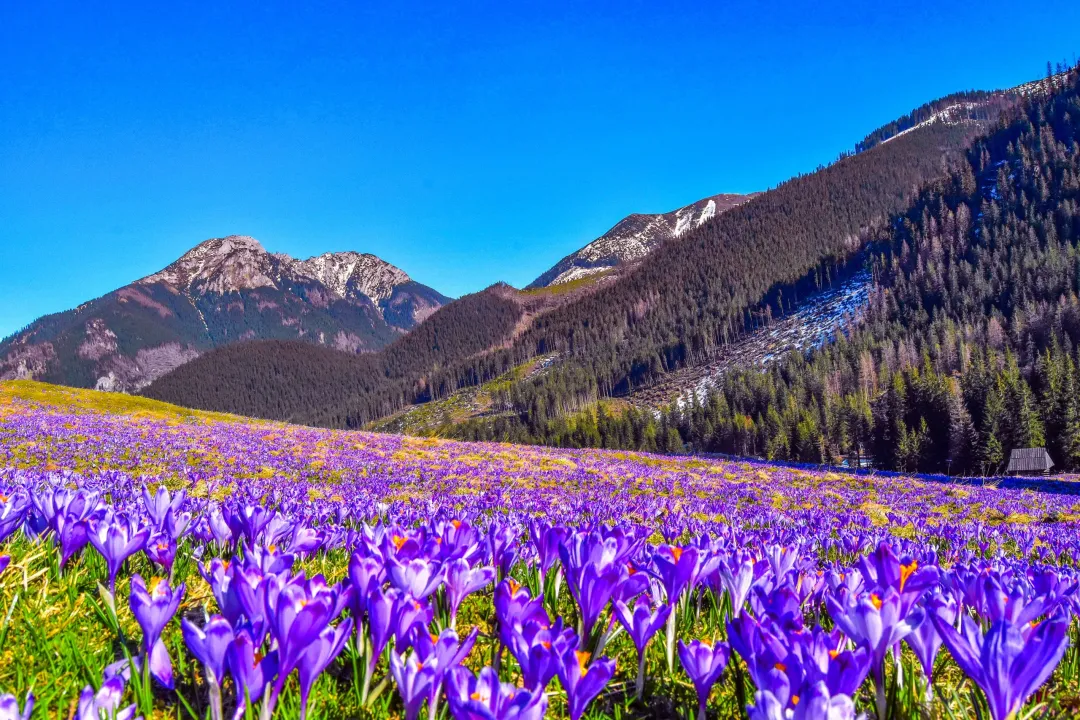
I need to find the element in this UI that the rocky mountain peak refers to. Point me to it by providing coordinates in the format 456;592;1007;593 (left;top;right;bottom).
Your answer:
138;236;418;305
528;192;756;288
139;235;278;294
295;252;411;303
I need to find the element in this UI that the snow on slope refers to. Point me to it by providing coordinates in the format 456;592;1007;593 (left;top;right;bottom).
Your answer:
630;272;872;409
296;252;411;303
528;193;755;288
140;235;416;306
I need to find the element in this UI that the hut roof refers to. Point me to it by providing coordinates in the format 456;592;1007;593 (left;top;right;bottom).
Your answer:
1006;448;1054;474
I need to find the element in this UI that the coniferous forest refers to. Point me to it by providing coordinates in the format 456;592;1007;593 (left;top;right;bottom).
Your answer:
451;67;1080;475
146;65;1080;477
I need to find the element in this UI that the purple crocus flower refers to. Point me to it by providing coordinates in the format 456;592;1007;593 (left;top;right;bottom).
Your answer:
556;649;615;720
749;680;858;720
678;639;731;720
88;514;149;592
507;617;577;691
230;565;274;643
558;530;641;640
488;523;520;580
348;553;386;608
0;692;34;720
905;591;957;683
0;556;10;579
827;587;922;719
0;489;31;544
144;531;177;577
297;618;354;719
57;511;92;569
390;648;436;720
142;486;185;530
436;518;483;564
366;586;400;666
77;676;137;720
652;545;706;604
263;575;343;702
444;559;495;627
182;615;234;720
715;550;766;617
409;626;480;720
394;595;435;650
613;595;671;697
494;579;550;647
568;560;622;645
129;574;185;688
388;556;445;600
858;542;939;614
226;629;279;714
446;666;548;720
182;614;235;684
207;506;233;545
528;521;569;577
932;613;1070;720
287;525;324;555
238;541;293;574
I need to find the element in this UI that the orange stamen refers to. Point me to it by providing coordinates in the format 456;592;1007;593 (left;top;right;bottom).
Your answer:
899;560;918;592
575;650;591;675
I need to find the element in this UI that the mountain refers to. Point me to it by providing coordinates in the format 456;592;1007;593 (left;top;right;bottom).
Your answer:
527;192;755;288
144;70;1029;426
0;235;449;392
145;68;1079;442
144;284;525;425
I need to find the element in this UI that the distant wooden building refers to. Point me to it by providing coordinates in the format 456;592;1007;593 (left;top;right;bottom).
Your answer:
1006;448;1054;476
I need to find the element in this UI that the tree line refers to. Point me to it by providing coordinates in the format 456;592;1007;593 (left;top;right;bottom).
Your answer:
450;65;1080;475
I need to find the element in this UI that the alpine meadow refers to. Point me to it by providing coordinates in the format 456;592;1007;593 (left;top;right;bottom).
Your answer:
6;5;1080;720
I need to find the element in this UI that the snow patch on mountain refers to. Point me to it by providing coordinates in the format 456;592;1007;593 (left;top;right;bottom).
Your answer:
140;236;279;294
628;273;872;410
530;193;754;288
296;252;411;303
549;266;612;286
878;102;985;146
139;235;415;306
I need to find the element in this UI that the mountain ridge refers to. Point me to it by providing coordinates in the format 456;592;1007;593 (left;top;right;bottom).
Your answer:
143;69;1036;426
527;192;756;288
0;235;450;392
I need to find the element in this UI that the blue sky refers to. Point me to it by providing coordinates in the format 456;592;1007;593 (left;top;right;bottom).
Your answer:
2;1;1078;339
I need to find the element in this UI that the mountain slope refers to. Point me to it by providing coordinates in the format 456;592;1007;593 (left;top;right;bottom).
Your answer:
145;284;525;424
528;192;755;288
145;74;1027;428
0;236;449;392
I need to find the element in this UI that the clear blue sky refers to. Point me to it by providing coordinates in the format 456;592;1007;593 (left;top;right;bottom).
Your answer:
2;1;1078;339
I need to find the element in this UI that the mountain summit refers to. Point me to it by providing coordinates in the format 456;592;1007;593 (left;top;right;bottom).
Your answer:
138;236;426;311
528;192;756;288
0;235;449;392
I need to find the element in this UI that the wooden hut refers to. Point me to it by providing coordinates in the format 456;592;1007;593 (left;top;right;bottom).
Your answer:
1005;448;1054;476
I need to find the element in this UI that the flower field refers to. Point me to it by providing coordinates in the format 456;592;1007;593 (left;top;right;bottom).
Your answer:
2;380;1080;719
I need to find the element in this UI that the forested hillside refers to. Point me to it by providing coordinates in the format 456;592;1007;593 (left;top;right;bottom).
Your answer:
144;285;525;423
0;236;450;392
453;65;1080;476
148;76;1029;425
